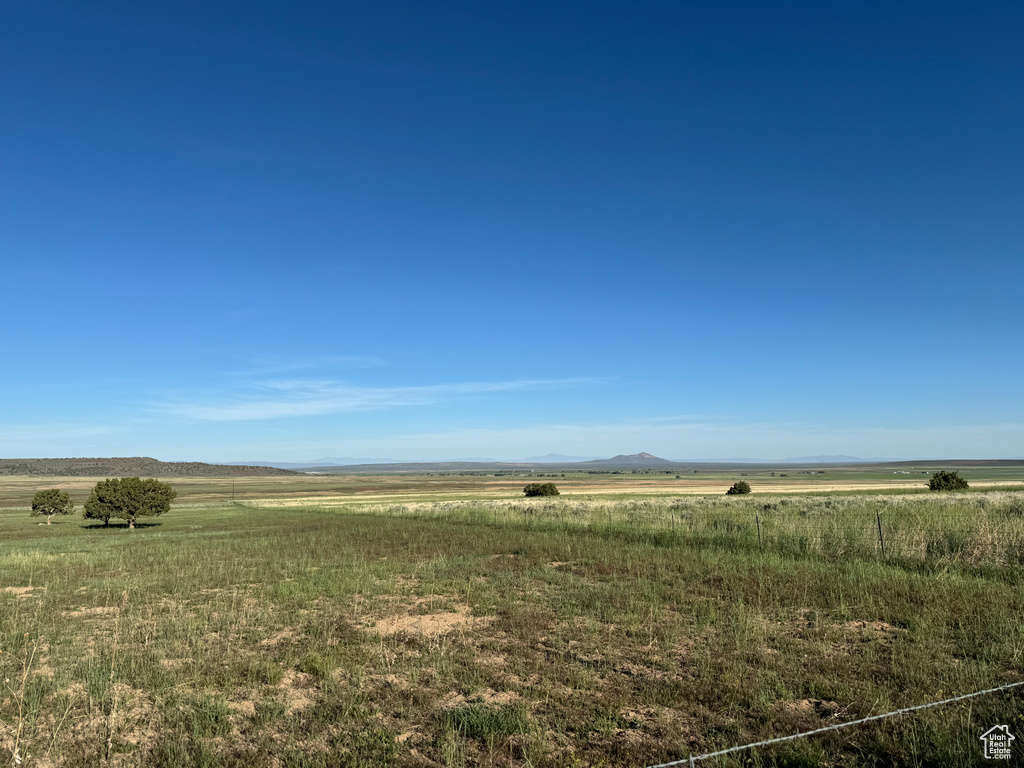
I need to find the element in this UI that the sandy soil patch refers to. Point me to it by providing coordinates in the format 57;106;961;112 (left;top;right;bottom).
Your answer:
64;682;159;751
476;652;507;669
260;628;301;647
64;606;119;618
438;688;520;709
843;620;904;639
279;670;314;714
371;604;492;638
2;586;40;598
227;700;257;717
370;673;410;691
777;698;843;720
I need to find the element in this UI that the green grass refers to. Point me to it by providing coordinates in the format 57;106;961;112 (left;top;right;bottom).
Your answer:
0;496;1022;766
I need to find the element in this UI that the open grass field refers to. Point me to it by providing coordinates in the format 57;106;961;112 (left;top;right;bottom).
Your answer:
2;471;1023;766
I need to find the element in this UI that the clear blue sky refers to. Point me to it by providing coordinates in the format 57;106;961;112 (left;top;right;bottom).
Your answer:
3;1;1022;462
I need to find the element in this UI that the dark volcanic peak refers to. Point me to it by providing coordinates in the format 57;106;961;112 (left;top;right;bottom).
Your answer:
0;457;299;477
587;452;676;466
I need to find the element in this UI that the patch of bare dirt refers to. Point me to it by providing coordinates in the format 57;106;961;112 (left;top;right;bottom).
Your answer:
777;698;844;720
50;682;158;761
843;620;905;639
384;674;410;690
64;606;119;618
278;670;314;714
227;700;257;717
371;604;492;638
33;642;55;678
2;586;40;598
111;684;159;745
437;687;520;710
619;705;688;728
396;728;421;745
476;652;507;669
260;628;301;647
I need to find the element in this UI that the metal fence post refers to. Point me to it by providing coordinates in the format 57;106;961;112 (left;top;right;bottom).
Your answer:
876;511;885;557
756;514;762;549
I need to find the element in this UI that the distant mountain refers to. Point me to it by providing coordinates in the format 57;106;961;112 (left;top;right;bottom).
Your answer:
226;457;404;468
778;455;867;464
584;452;677;466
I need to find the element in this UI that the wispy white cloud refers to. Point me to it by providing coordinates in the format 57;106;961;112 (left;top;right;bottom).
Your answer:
161;377;597;422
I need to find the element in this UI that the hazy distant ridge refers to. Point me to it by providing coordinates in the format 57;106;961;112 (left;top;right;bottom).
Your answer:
0;457;300;477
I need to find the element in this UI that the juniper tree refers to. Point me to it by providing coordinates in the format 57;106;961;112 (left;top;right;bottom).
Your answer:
726;480;751;495
31;489;74;524
524;482;560;497
83;477;177;528
928;470;969;491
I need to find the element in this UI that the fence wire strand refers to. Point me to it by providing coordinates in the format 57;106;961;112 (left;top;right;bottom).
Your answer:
646;679;1024;767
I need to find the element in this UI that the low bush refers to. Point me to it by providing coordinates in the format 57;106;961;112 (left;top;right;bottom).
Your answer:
929;470;969;491
524;482;560;497
726;481;751;495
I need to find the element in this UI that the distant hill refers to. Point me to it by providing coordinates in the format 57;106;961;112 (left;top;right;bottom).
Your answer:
225;457;405;468
0;457;300;477
305;452;685;474
778;455;867;464
584;452;677;466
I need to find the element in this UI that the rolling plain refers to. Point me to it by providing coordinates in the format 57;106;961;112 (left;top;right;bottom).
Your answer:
1;463;1023;766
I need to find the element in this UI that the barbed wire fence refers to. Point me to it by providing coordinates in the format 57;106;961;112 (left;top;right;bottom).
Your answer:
645;679;1024;767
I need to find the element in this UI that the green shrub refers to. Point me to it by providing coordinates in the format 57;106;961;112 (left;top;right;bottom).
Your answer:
928;470;969;491
524;482;559;497
726;481;751;495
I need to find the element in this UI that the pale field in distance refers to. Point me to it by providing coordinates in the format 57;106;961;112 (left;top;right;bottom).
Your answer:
2;463;1023;510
